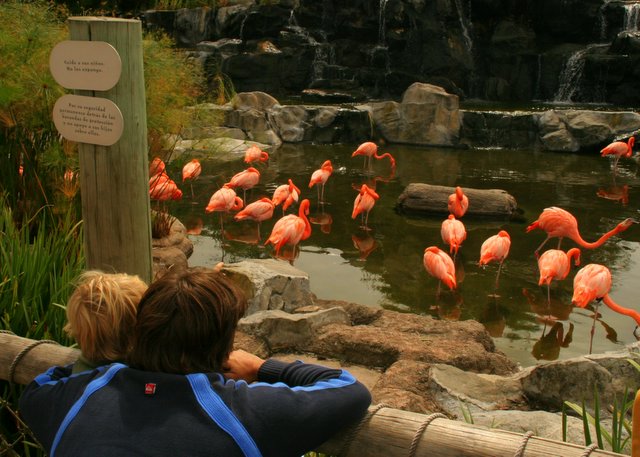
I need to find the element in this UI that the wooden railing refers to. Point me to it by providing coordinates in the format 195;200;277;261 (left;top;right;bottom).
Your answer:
0;332;623;457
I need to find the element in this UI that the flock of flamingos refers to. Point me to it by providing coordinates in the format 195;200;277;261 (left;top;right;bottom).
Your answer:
148;137;639;351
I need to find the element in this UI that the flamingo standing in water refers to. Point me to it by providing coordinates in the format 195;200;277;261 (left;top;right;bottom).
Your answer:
351;184;379;230
600;136;634;174
234;197;275;240
205;186;244;232
572;263;640;352
479;230;511;290
224;167;260;202
440;214;467;260
537;248;581;313
423;246;456;295
244;145;269;164
272;179;301;214
309;160;333;204
352;141;396;172
265;199;312;257
447;186;469;218
526;206;636;256
182;159;202;198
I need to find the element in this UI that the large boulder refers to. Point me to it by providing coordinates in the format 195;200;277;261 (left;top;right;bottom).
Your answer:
367;83;461;146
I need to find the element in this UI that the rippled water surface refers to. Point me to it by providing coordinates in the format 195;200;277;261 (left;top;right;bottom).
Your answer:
168;143;640;368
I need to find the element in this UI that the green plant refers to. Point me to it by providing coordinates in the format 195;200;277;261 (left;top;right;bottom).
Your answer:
459;398;475;424
561;358;640;454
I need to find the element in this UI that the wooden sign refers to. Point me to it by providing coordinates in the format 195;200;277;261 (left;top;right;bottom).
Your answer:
53;94;124;146
50;40;121;91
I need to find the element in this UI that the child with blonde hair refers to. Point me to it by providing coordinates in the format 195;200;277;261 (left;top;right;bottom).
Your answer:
64;270;147;373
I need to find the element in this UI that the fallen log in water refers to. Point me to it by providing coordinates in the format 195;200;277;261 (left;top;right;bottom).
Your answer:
0;333;622;457
397;183;521;219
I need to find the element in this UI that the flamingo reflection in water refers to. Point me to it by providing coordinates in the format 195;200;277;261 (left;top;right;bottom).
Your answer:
531;320;574;361
352;233;377;260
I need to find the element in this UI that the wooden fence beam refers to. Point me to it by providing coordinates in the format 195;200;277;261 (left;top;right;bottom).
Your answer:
0;333;623;457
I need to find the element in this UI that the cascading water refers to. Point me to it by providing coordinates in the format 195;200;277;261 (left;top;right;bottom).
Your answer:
379;0;389;45
624;3;640;32
454;0;474;54
553;44;607;102
599;0;613;39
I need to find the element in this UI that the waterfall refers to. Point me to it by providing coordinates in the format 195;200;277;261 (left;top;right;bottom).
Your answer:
379;0;389;45
534;54;542;100
553;44;607;102
454;0;474;53
288;8;299;28
624;4;640;32
239;12;249;41
312;43;335;81
599;0;612;40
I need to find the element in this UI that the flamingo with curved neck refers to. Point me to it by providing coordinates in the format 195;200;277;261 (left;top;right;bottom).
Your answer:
572;263;640;350
526;206;636;255
265;199;312;256
600;136;634;174
351;142;396;171
537;248;581;311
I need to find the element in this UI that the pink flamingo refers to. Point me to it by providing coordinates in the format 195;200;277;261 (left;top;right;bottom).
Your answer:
224;167;261;202
479;230;511;290
537;248;581;311
309;160;333;203
149;175;182;202
182;159;202;198
600;136;634;174
572;263;640;352
234;197;275;240
351;184;379;230
205;185;244;232
272;179;301;214
526;206;636;256
244;145;269;164
447;186;469;218
149;157;165;177
351;142;396;172
265;198;312;257
440;214;467;260
423;246;457;295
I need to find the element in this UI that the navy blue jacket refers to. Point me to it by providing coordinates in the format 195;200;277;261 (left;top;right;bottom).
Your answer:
19;359;371;457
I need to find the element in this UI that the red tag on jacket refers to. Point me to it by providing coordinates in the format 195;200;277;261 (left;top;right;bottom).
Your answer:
144;383;156;395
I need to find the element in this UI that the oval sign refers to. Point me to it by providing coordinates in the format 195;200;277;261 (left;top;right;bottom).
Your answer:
50;41;121;91
53;94;124;146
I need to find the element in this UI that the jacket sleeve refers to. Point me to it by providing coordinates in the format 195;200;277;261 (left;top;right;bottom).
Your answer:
18;365;101;452
234;359;372;457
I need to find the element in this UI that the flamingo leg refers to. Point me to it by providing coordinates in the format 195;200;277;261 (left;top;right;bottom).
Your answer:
495;261;504;290
190;183;195;199
534;235;551;257
589;301;601;355
546;284;551;318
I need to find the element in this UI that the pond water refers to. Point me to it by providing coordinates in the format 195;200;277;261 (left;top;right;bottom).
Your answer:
168;142;640;368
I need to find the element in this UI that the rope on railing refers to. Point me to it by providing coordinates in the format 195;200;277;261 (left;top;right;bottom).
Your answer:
408;412;448;457
339;402;389;456
8;339;60;384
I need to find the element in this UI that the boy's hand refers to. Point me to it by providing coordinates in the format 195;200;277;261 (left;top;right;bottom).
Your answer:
222;350;265;383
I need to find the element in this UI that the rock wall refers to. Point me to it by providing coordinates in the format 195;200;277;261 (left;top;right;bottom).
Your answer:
142;0;640;105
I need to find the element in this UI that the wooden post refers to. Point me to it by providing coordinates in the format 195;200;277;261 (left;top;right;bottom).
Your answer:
68;17;152;283
1;332;624;457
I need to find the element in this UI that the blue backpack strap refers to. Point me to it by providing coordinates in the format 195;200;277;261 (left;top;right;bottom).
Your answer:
50;363;126;457
187;373;262;457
